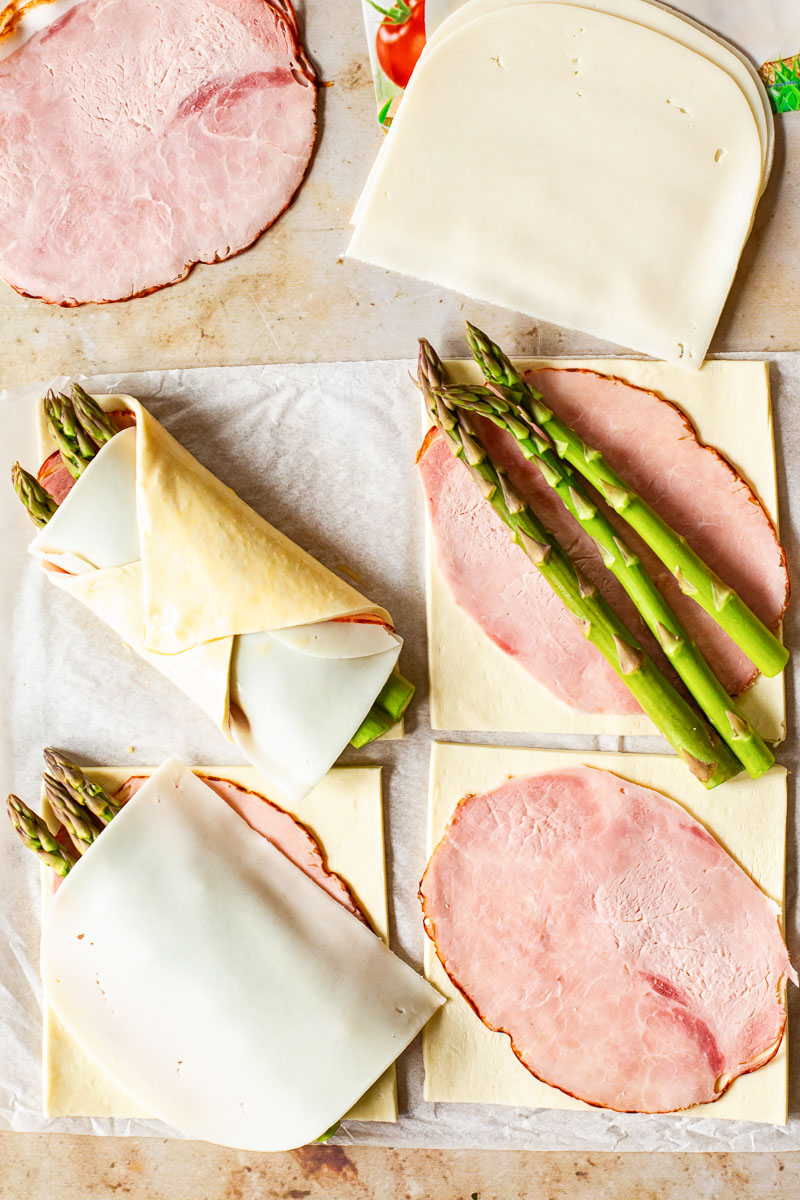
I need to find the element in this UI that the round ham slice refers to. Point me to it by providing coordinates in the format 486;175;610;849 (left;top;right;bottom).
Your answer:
116;773;365;923
420;766;795;1114
524;369;789;696
0;0;316;304
419;368;789;714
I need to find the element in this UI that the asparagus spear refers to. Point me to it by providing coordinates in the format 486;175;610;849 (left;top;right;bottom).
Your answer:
11;462;58;527
6;794;77;877
438;381;774;779
419;340;741;788
466;323;789;679
350;669;415;748
375;670;415;722
43;748;121;824
351;706;396;749
44;389;97;479
43;773;105;853
70;384;117;447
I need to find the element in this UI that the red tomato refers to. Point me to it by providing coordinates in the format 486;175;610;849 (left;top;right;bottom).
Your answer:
373;0;426;90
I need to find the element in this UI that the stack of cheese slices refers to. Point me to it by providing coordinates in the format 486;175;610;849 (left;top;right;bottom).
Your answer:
349;0;773;367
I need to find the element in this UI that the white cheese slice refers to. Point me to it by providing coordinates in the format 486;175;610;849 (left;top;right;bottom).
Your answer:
42;763;401;1124
230;630;401;802
31;428;140;573
31;401;404;804
42;759;442;1150
424;742;789;1125
421;0;772;186
669;1;800;68
365;0;772;233
348;2;764;366
270;619;401;658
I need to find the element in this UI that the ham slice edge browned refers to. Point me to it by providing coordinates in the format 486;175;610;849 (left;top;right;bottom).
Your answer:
0;0;317;305
419;367;789;714
117;773;367;924
420;766;795;1114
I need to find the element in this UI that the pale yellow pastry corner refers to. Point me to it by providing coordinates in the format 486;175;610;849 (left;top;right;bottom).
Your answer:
422;743;789;1126
42;764;398;1125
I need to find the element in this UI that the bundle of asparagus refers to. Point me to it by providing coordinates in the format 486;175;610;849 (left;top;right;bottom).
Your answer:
6;750;119;878
419;330;786;785
11;386;412;749
10;750;354;1145
465;325;789;680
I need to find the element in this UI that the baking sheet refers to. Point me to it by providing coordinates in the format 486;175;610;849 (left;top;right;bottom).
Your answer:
0;356;798;1151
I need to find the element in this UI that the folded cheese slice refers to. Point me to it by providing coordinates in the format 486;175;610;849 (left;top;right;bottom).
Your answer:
361;0;772;229
348;2;765;366
30;395;402;802
41;758;442;1151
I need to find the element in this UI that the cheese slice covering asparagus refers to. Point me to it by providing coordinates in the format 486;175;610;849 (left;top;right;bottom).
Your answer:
11;386;413;786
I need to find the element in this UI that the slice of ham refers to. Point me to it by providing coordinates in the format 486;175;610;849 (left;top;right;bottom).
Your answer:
116;773;366;923
0;0;316;305
524;369;789;695
419;369;789;713
38;451;74;504
420;766;795;1113
419;429;640;714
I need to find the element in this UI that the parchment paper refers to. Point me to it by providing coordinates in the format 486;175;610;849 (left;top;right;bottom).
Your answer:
0;357;797;1152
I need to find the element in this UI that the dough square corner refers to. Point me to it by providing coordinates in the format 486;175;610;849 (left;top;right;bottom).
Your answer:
423;742;789;1126
424;358;785;742
42;762;398;1126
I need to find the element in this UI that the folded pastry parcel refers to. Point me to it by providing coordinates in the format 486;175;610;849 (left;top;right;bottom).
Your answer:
8;755;442;1150
20;389;407;802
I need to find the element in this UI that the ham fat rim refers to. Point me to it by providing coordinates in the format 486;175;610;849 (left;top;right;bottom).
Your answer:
0;0;318;305
420;766;794;1114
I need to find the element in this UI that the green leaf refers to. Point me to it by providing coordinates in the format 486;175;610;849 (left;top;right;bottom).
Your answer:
378;97;394;127
365;0;412;24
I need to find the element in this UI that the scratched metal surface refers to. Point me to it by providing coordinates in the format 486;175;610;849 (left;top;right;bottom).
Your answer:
0;6;798;386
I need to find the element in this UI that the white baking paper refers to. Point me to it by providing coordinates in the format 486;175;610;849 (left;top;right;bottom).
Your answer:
0;357;797;1151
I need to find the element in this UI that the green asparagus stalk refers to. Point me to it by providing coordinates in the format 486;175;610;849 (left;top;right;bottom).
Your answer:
6;794;77;877
350;669;415;748
11;462;58;527
351;706;396;749
466;322;789;679
375;670;415;722
42;773;105;853
70;384;117;447
43;748;121;824
419;340;741;788
44;390;97;479
438;381;774;779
